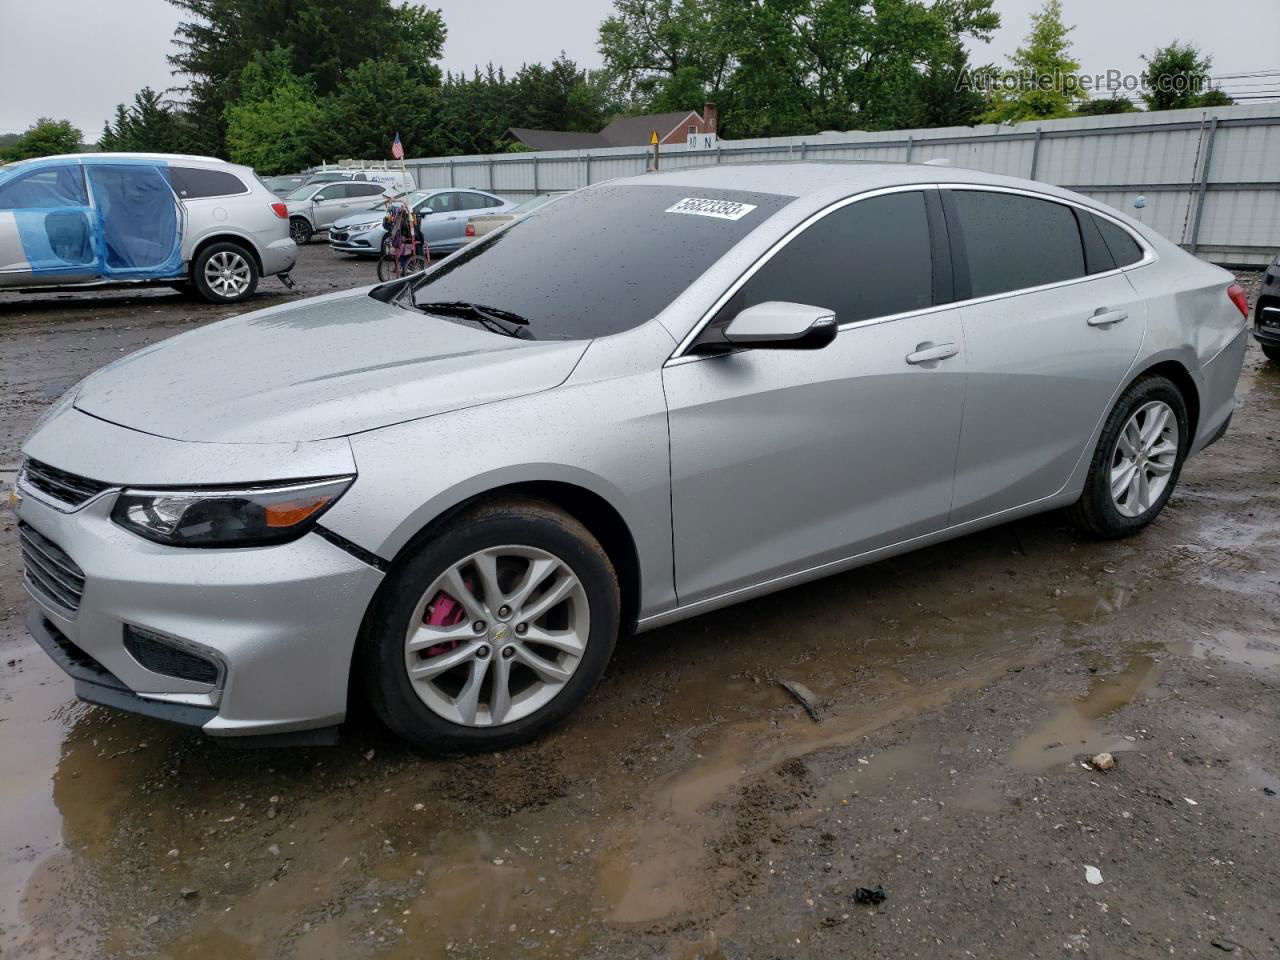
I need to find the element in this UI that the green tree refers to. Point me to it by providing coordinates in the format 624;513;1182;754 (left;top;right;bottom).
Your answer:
0;118;83;161
981;0;1083;123
98;87;194;152
223;48;324;173
321;57;436;160
1140;41;1216;112
1196;87;1234;108
167;0;445;154
599;0;1000;138
1074;94;1138;116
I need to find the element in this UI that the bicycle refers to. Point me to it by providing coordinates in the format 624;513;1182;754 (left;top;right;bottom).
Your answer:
376;201;429;282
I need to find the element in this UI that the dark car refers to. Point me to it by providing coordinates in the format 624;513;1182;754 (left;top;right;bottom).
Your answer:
1254;252;1280;364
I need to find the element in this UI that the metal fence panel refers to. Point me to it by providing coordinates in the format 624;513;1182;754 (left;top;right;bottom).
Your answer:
404;103;1280;265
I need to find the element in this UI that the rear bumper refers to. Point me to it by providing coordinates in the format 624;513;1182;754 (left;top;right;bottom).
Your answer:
261;236;297;275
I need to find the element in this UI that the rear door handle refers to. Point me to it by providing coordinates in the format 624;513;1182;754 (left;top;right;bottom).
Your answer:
1088;308;1128;327
906;342;959;365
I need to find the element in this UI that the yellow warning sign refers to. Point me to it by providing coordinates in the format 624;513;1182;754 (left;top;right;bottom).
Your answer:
649;130;659;145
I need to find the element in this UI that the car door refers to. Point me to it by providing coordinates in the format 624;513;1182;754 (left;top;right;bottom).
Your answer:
310;184;353;229
0;161;100;287
663;188;968;604
942;188;1147;524
416;191;459;252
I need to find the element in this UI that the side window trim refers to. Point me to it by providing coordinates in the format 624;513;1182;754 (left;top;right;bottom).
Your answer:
672;184;946;362
935;183;1155;308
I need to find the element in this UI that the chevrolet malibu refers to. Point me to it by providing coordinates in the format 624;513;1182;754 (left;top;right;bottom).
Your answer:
16;163;1248;753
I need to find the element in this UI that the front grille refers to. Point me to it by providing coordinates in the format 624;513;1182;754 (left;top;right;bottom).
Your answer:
21;458;110;508
18;521;86;614
123;626;221;685
330;230;349;241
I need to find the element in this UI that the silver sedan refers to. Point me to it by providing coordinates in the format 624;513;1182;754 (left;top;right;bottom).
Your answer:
16;163;1247;752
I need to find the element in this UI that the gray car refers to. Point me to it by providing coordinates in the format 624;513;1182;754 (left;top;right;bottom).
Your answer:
284;180;394;245
328;188;515;258
0;153;296;303
15;163;1247;752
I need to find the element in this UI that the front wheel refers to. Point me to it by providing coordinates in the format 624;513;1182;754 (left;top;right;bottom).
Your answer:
1261;343;1280;365
289;218;312;245
362;500;620;753
192;242;258;303
1071;375;1189;539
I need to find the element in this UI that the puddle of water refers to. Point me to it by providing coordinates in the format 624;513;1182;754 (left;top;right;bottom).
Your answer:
1170;629;1280;670
1008;654;1162;772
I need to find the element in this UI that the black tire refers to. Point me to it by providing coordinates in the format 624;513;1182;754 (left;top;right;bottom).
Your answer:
1071;374;1190;539
191;242;259;304
289;217;312;245
362;499;620;754
1262;343;1280;365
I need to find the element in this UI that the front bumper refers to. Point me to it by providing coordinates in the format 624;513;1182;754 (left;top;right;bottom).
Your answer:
17;486;384;739
329;225;384;257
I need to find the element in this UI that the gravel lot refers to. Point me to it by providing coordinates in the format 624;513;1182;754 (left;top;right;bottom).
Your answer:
1;246;1277;959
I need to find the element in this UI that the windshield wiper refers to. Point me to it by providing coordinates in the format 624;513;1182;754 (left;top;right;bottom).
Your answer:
415;300;532;338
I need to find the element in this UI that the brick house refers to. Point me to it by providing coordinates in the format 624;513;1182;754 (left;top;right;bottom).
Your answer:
506;103;718;152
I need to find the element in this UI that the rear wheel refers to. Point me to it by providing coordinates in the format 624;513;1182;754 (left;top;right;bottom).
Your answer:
1262;343;1280;365
289;218;312;245
1071;375;1189;539
191;242;258;303
363;500;620;753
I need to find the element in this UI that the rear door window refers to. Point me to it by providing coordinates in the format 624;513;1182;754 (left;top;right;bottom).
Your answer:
945;190;1087;298
350;183;385;198
718;190;935;328
456;192;490;211
168;167;246;199
1092;214;1144;267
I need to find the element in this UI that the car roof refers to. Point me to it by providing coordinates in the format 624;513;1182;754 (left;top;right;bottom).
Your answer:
609;160;1070;200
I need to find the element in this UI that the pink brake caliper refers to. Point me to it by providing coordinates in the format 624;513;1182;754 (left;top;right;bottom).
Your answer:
423;590;467;657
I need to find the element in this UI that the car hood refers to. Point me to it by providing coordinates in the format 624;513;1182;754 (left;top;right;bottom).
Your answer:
72;289;589;443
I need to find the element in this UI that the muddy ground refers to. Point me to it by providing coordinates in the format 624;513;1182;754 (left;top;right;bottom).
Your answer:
0;246;1277;959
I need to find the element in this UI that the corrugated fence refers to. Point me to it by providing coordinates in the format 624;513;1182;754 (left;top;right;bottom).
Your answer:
406;102;1280;266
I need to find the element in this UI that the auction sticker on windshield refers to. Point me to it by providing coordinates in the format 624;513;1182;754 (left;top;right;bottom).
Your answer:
665;197;758;221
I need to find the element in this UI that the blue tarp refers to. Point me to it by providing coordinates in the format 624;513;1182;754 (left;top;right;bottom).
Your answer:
0;157;183;280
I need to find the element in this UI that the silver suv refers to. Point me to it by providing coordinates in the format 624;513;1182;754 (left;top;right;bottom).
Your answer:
283;180;395;245
0;152;296;303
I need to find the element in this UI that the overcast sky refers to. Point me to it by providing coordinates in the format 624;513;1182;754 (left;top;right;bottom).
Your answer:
0;0;1272;138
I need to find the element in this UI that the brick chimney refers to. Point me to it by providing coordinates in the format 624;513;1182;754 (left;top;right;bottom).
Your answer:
703;102;718;134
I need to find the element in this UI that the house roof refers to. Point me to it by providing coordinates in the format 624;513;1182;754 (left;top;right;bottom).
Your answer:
505;109;705;152
599;110;699;146
504;128;609;151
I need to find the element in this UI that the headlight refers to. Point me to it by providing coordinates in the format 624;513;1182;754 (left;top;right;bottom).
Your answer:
349;221;381;231
111;477;353;547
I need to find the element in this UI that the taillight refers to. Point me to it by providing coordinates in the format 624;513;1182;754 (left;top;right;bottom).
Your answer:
464;223;475;237
1227;283;1249;318
270;201;288;219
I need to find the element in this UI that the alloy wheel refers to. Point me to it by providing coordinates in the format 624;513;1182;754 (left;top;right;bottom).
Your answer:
202;250;252;299
403;545;589;727
1110;400;1179;518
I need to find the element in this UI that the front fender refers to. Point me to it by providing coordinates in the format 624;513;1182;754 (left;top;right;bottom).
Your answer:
321;369;676;619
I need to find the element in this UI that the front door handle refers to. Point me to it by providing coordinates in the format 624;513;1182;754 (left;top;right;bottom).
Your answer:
1088;308;1128;327
906;341;959;365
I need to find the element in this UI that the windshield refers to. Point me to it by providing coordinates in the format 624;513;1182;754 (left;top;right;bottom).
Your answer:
284;184;319;200
408;184;790;340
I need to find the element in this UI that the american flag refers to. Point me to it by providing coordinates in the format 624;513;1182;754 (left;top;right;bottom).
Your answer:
391;132;404;160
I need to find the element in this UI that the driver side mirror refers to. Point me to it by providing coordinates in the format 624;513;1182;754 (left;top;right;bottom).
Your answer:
723;301;838;350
